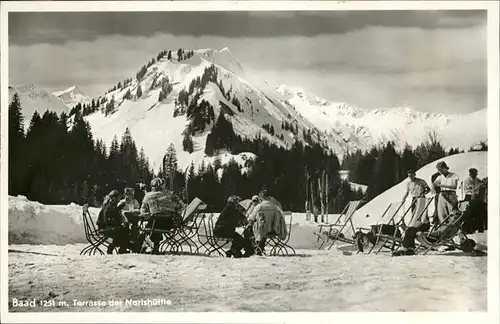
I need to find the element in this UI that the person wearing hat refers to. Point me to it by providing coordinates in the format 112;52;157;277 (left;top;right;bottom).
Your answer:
98;190;131;254
140;177;186;254
433;161;460;224
214;195;254;258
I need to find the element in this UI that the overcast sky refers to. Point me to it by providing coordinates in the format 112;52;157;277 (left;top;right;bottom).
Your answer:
9;11;486;114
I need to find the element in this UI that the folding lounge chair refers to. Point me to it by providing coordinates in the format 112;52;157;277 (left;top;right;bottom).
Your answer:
372;197;434;255
141;197;207;255
366;201;407;254
261;211;296;256
80;204;115;255
415;201;479;255
314;200;362;250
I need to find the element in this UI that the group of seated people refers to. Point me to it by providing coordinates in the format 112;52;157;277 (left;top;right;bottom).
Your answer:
95;177;287;257
391;162;487;256
96;177;186;255
213;189;287;258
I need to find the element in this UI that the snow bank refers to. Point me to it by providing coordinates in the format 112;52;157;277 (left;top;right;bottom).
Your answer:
8;196;99;245
8;196;325;249
353;152;487;230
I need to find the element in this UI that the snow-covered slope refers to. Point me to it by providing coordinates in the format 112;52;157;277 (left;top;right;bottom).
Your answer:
84;48;343;171
276;85;487;152
352;151;487;230
8;85;70;126
52;85;90;108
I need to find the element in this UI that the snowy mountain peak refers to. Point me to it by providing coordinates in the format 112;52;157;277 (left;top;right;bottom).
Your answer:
197;47;245;76
52;85;90;108
8;84;70;125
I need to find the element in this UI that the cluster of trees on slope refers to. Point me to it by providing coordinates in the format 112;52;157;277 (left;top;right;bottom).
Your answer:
9;91;362;212
341;130;486;202
9;93;154;207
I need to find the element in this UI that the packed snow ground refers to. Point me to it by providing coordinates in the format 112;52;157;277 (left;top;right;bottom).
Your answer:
8;243;487;312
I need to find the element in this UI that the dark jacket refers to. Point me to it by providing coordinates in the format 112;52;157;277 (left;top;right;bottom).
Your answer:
97;201;124;229
215;203;246;233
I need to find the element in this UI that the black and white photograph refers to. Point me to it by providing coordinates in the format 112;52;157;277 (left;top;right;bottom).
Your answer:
1;0;499;321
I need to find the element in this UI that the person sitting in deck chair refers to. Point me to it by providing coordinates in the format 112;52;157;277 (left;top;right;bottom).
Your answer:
97;190;131;254
247;190;287;256
140;178;185;254
214;196;254;258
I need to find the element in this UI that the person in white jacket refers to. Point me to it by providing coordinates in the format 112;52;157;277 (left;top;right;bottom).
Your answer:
247;190;287;256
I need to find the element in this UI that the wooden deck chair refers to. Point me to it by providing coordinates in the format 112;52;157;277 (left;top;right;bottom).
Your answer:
314;200;362;250
365;201;406;254
80;204;115;255
415;201;478;255
373;197;434;255
263;211;296;256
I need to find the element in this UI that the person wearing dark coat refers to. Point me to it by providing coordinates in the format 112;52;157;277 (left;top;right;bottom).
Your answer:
214;196;254;258
98;190;131;254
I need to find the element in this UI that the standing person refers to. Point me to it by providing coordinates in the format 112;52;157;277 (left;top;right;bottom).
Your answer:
401;170;431;215
214;196;254;258
430;171;442;225
97;190;131;254
462;168;487;233
140;178;186;254
305;200;311;221
433;161;460;224
463;168;483;202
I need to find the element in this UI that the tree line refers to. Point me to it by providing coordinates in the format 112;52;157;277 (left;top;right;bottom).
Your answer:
8;93;154;207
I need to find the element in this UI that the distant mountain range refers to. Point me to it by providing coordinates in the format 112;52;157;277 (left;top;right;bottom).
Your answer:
8;47;487;170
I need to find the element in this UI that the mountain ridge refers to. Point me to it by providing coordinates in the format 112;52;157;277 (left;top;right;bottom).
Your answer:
9;47;487;171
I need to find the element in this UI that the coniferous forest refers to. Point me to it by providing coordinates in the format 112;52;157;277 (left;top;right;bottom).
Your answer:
8;91;487;213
